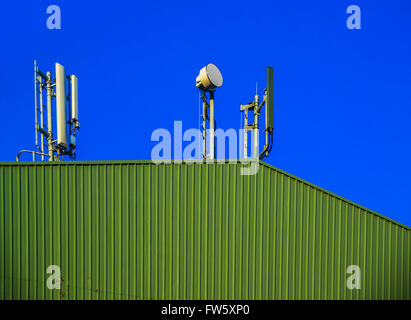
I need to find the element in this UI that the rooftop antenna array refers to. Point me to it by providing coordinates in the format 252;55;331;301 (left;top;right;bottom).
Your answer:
240;66;274;160
16;61;80;161
196;63;223;160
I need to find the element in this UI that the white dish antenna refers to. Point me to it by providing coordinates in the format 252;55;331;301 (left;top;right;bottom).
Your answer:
196;63;223;160
196;63;223;91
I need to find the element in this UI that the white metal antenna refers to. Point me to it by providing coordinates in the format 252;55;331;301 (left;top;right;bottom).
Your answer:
71;74;79;122
55;63;67;149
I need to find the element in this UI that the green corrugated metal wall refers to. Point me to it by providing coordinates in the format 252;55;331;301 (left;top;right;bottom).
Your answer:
0;160;410;300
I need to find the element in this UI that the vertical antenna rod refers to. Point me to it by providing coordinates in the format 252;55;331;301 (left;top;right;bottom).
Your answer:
202;95;206;158
209;91;215;159
46;71;54;161
34;60;38;150
243;105;248;159
253;93;259;159
39;77;44;161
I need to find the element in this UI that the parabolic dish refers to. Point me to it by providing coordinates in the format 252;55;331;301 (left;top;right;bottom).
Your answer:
196;63;223;90
205;63;223;88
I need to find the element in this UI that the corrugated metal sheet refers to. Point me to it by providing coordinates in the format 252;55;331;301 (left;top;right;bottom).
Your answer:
0;160;410;300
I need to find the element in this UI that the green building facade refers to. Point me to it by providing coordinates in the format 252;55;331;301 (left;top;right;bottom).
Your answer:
0;160;410;299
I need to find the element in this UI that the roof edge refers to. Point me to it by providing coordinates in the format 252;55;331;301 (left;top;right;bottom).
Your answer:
1;159;410;231
259;161;411;231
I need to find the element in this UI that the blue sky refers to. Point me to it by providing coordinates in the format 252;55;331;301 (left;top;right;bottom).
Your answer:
0;1;410;226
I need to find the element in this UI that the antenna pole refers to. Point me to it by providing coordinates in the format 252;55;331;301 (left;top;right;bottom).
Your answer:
264;90;268;158
202;97;206;158
244;106;248;159
46;71;54;161
39;77;44;161
34;61;38;151
209;91;215;159
253;93;259;159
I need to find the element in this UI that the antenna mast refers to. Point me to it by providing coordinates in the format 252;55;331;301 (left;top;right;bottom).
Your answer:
196;63;223;160
240;66;274;160
16;60;81;162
